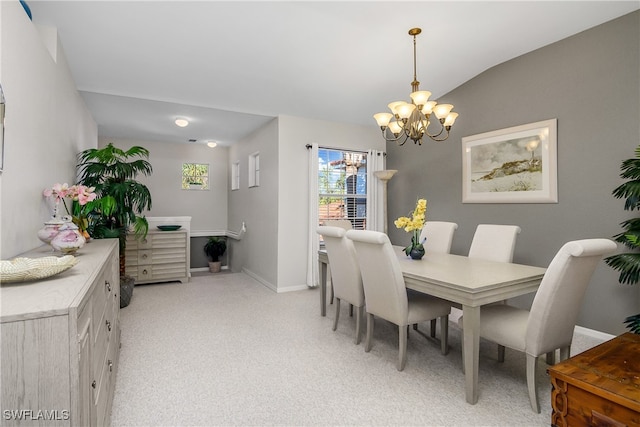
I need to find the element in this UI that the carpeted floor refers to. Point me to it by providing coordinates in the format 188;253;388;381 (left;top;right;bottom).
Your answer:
110;272;607;427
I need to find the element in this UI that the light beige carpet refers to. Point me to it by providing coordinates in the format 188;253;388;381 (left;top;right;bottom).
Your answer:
110;272;607;427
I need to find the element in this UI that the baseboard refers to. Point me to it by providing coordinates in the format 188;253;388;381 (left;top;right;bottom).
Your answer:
276;284;309;293
190;266;229;273
242;268;277;293
574;325;615;341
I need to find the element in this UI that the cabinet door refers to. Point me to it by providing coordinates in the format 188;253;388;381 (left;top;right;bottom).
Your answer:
77;316;93;427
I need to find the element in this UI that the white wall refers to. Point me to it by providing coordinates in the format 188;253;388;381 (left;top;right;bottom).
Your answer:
276;115;384;292
227;118;279;288
1;1;97;258
226;115;384;292
99;137;228;233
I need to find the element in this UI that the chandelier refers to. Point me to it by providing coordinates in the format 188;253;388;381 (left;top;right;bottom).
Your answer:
373;28;459;146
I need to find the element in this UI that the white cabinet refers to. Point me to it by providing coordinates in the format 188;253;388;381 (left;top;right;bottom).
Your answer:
125;230;188;284
0;239;120;427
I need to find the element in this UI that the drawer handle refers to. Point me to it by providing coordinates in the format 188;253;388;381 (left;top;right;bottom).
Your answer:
108;360;113;373
142;269;148;275
91;380;96;389
142;253;148;259
105;281;111;292
106;320;111;332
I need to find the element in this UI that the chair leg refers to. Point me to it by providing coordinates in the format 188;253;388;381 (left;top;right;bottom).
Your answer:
498;345;505;362
413;323;418;331
365;313;374;352
430;319;437;338
332;298;340;331
349;304;354;317
526;354;541;413
546;350;556;365
329;276;334;304
398;325;407;371
439;315;449;355
559;345;570;362
354;306;362;345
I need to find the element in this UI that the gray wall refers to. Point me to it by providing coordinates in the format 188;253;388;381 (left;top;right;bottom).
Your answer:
227;119;280;288
99;137;229;233
387;11;640;335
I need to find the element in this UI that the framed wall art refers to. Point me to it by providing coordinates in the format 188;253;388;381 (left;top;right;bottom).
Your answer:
462;119;557;203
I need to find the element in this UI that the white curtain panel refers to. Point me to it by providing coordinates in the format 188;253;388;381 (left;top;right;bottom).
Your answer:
306;143;319;288
367;149;386;232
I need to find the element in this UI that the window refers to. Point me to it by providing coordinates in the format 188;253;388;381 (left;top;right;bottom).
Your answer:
318;148;367;229
231;161;240;190
248;152;260;188
182;163;209;190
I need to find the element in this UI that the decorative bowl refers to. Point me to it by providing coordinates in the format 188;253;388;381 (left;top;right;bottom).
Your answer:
157;225;182;231
0;255;78;284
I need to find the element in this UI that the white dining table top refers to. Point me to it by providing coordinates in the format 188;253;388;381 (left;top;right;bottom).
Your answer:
318;246;547;306
394;247;546;304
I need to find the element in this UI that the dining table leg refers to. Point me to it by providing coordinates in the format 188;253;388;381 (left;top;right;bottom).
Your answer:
319;259;327;316
462;304;480;404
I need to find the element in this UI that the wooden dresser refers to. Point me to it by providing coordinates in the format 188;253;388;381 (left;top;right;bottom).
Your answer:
1;239;120;426
548;332;640;427
124;230;188;284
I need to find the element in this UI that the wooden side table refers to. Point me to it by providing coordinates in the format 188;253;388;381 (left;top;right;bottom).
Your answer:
548;332;640;427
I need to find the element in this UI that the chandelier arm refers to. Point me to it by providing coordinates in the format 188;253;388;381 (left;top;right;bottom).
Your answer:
380;127;406;143
381;127;411;146
426;129;451;142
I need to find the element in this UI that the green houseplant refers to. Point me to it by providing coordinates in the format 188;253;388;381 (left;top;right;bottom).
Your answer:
204;237;227;273
604;144;640;334
77;143;153;306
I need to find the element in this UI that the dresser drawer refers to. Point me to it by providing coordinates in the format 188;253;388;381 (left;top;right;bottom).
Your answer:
125;230;189;284
137;249;152;264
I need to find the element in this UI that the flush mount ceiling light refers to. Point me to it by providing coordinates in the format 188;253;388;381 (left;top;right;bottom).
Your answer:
175;118;189;127
373;28;459;146
207;141;217;148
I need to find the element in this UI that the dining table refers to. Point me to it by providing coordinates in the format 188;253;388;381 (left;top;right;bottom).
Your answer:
317;247;547;405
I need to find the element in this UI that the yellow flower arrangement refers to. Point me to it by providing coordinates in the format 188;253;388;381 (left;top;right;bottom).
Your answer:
394;198;427;257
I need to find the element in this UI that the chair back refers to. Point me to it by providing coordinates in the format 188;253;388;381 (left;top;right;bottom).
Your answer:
323;219;353;230
419;221;458;253
346;230;408;325
526;239;617;356
317;226;364;306
468;224;521;262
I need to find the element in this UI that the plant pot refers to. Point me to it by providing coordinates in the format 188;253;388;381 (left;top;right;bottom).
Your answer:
208;261;222;273
120;275;135;308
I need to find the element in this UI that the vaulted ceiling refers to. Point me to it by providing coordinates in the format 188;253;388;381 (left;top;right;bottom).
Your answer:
27;1;640;146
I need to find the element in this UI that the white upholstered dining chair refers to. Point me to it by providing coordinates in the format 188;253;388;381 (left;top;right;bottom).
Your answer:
346;229;452;371
317;226;365;344
468;224;521;262
418;221;459;337
322;219;352;304
458;238;617;413
323;219;353;230
419;221;458;254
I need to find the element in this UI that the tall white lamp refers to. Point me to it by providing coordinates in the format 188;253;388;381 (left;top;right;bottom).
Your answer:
373;170;397;234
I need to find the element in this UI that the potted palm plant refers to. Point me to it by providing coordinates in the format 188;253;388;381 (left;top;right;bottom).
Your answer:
605;144;640;334
76;143;153;307
204;237;227;273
